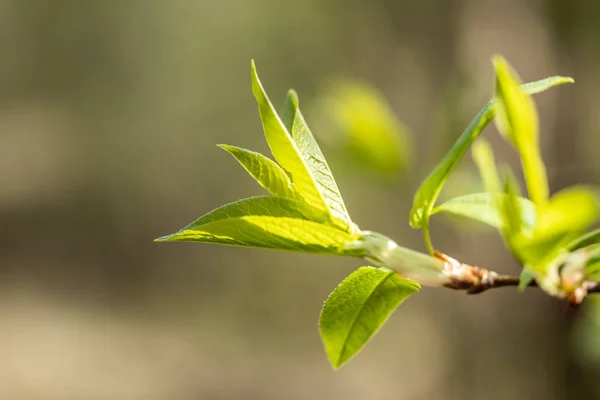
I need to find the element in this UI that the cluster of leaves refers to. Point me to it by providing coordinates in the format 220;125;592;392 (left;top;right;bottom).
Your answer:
157;57;600;369
411;57;600;298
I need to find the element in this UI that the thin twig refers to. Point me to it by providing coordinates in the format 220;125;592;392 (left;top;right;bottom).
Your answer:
434;251;600;304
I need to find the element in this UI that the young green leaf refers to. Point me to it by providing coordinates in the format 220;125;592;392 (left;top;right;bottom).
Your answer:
567;229;600;252
317;79;412;177
493;56;548;206
517;186;600;266
288;90;354;231
432;193;536;231
281;89;298;132
518;268;536;291
218;145;302;200
501;169;526;239
529;186;600;243
409;76;572;230
472;139;501;195
155;196;359;255
251;61;353;232
319;266;420;369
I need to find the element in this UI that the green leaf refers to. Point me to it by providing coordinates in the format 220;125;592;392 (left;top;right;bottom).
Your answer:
409;76;572;229
567;229;600;252
318;79;412;177
517;186;600;266
281;89;298;133
287;90;354;231
501;169;526;239
155;196;359;255
432;193;536;231
319;266;420;369
518;268;535;291
251;61;353;232
472;139;501;195
493;56;548;206
218;145;302;200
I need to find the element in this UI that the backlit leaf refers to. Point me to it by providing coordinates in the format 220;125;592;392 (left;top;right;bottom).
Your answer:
155;196;358;255
319;266;420;369
251;61;353;232
432;193;536;231
218;145;302;200
494;56;548;205
409;76;572;229
288;90;354;231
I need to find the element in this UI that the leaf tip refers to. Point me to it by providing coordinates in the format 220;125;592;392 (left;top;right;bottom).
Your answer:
286;89;299;107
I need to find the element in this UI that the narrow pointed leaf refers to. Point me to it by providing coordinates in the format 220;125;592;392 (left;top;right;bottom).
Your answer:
289;94;353;231
155;196;358;255
472;139;501;195
494;56;548;205
409;76;572;229
567;229;600;252
251;61;352;231
432;193;536;231
281;89;298;133
319;266;420;369
501;169;526;239
218;144;302;200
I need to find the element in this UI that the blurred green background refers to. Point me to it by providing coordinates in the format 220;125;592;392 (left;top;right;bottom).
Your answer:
1;0;600;399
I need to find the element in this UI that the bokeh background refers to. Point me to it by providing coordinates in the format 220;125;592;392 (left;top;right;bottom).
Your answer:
1;0;600;399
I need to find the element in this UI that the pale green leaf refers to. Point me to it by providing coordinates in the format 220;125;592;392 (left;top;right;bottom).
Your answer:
281;89;298;133
319;266;420;369
518;268;535;291
517;186;600;267
155;196;359;255
288;90;354;231
567;229;600;252
501;168;525;239
218;144;302;200
494;56;548;205
251;61;328;216
318;80;411;177
432;193;536;231
251;61;352;232
472;139;501;195
409;75;572;229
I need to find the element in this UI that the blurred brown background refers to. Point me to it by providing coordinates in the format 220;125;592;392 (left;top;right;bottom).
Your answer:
1;0;600;399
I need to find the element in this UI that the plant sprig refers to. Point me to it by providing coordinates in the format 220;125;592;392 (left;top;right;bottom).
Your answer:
157;57;600;369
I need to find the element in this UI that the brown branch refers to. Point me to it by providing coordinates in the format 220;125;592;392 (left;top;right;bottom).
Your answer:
433;251;600;305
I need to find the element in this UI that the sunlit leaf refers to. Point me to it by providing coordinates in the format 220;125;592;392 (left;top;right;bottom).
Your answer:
319;266;420;369
517;186;600;266
409;75;572;229
567;228;600;252
472;139;501;195
155;196;359;255
432;193;536;231
493;56;548;206
251;61;339;226
586;246;600;275
251;61;353;232
501;169;525;239
218;145;302;200
287;89;354;231
317;80;412;177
